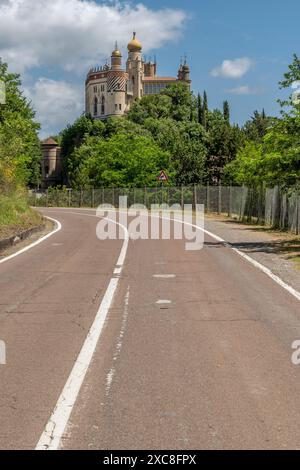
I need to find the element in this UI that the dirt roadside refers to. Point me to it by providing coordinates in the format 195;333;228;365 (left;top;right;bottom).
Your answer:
0;217;54;259
205;213;300;293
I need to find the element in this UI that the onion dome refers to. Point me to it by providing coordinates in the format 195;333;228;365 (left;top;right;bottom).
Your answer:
127;32;142;52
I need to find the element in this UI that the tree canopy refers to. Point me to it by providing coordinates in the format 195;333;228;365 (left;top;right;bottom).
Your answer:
60;83;243;188
0;59;41;192
225;55;300;189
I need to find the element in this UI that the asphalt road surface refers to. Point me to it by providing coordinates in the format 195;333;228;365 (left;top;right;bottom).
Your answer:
0;208;300;450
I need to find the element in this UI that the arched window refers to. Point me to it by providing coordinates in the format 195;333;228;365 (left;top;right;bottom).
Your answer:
93;96;98;116
101;95;105;115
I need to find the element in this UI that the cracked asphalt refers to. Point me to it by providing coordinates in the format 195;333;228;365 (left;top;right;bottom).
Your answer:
0;208;300;450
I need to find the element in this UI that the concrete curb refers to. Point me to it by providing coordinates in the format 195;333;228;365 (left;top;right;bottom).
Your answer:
0;223;46;252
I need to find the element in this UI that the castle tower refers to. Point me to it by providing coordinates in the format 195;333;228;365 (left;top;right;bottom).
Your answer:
111;42;122;70
41;138;62;188
126;32;143;101
107;44;128;117
178;57;191;89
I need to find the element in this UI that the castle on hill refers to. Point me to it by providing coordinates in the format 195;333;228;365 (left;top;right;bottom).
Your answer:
85;32;191;119
41;33;191;188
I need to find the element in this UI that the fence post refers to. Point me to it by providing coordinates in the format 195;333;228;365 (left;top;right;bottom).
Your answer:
206;183;210;213
46;189;48;207
68;189;71;207
181;187;184;208
228;185;232;217
296;193;300;235
91;189;94;208
218;183;222;215
194;184;197;211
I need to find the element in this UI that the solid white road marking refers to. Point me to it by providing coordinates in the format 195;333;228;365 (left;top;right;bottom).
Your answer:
114;267;123;275
36;214;129;450
153;274;176;279
167;215;300;303
105;286;130;396
0;217;62;265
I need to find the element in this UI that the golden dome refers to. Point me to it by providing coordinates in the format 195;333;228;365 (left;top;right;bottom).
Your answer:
127;32;142;52
112;49;122;58
112;42;122;57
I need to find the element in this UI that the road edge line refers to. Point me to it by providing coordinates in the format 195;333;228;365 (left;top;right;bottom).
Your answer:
0;216;62;265
35;217;129;450
188;221;300;302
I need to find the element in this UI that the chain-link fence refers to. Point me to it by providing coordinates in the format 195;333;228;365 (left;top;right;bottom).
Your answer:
29;185;300;234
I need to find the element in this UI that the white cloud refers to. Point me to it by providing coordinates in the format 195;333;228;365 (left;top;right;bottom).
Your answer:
211;57;255;79
0;0;187;73
24;78;84;137
0;0;187;136
226;85;262;95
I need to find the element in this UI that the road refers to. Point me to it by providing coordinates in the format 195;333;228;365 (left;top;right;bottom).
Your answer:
0;207;300;450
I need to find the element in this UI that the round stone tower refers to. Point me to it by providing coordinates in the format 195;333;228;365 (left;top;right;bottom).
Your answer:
107;43;128;117
41;138;62;188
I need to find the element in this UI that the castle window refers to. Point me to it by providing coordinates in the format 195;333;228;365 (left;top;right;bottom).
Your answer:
119;104;122;110
101;95;105;115
115;104;118;111
94;96;98;115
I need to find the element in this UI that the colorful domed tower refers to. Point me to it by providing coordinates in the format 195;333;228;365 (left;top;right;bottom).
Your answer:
107;43;128;117
126;32;143;102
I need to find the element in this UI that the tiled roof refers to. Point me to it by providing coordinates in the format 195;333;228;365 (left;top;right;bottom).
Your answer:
142;76;177;82
42;138;58;146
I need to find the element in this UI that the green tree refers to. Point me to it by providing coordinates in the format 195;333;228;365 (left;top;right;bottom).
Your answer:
278;53;300;111
197;93;203;125
206;110;244;184
0;59;41;190
127;94;172;124
243;110;273;143
226;56;300;189
202;91;208;130
223;100;230;123
60;114;105;182
70;133;171;188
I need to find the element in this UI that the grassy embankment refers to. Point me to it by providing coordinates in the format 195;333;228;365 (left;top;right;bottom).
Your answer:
0;192;43;240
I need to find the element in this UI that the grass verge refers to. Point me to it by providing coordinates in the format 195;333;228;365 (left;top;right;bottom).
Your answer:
0;192;44;240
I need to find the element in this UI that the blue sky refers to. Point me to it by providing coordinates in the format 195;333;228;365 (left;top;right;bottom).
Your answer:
141;0;299;124
0;0;298;136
